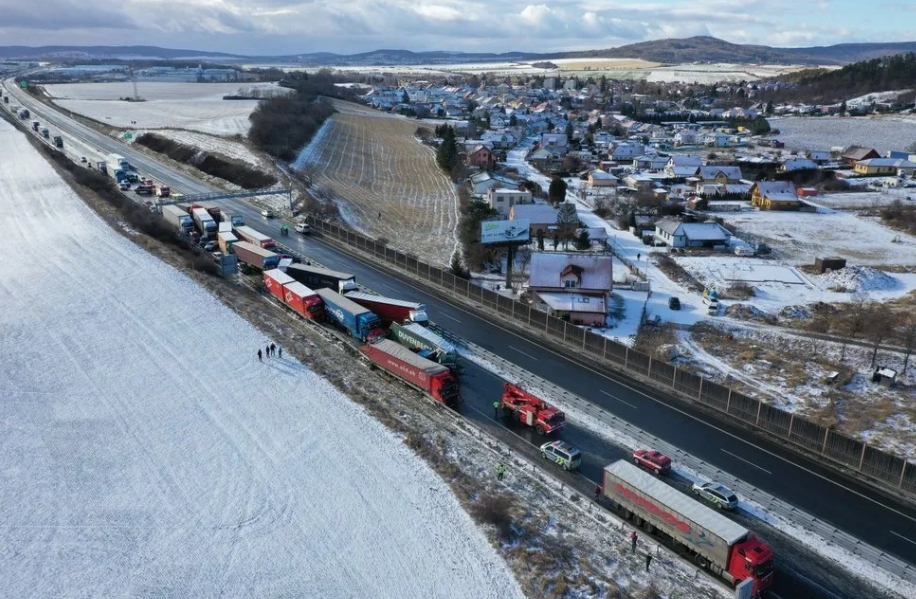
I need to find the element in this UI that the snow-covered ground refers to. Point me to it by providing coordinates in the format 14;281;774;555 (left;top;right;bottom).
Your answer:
130;129;266;168
44;82;288;136
721;208;916;266
0;119;523;599
769;116;916;154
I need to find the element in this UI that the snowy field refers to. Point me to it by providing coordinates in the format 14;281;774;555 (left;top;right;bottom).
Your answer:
132;129;266;168
769;116;916;154
0;120;522;599
721;209;916;266
44;82;288;135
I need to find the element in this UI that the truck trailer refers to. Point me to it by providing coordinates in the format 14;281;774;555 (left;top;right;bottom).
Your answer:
262;269;324;320
389;322;460;372
233;225;276;250
162;205;194;233
345;291;428;325
360;339;459;407
191;207;217;237
232;241;280;271
285;264;357;294
602;460;774;593
217;231;238;254
313;288;385;342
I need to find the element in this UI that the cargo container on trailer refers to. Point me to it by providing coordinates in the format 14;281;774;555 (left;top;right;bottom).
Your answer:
345;291;428;325
286;263;358;294
360;339;459;407
232;241;279;271
313;288;384;341
602;460;774;593
233;225;276;250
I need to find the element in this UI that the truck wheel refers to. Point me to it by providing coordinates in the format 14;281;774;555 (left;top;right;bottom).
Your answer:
536;425;545;435
633;458;640;466
695;555;709;570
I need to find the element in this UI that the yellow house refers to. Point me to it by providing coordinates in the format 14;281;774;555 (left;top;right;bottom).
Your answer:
854;158;916;176
750;181;801;211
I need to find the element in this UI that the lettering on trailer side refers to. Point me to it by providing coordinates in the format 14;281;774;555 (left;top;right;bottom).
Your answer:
614;483;715;549
330;307;346;323
382;354;429;384
285;290;296;304
394;328;434;352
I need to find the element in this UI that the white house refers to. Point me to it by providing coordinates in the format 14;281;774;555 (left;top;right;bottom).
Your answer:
674;129;699;146
654;218;732;248
487;188;532;218
665;156;704;179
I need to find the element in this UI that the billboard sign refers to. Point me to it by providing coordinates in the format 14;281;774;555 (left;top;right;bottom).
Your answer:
480;219;530;245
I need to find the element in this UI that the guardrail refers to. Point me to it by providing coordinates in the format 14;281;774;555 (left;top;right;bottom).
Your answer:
448;330;916;587
304;215;916;504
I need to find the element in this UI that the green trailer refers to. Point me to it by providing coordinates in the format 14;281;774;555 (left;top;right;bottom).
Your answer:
389;322;461;373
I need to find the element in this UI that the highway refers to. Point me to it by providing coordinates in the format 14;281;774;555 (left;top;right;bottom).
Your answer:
7;80;916;597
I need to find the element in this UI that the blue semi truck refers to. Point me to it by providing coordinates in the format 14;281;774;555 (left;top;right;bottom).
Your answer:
313;288;385;342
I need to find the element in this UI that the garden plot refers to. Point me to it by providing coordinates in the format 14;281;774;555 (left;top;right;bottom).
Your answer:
44;82;287;136
292;103;459;266
721;209;916;267
768;116;916;154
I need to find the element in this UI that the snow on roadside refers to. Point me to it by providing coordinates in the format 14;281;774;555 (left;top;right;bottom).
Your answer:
138;129;266;168
0;119;524;599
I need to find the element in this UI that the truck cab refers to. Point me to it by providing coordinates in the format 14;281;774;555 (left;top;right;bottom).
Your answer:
727;536;774;593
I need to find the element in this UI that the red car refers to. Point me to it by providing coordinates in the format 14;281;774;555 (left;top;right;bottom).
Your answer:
633;449;671;475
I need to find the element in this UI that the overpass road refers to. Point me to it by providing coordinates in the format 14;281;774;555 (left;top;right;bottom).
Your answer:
8;79;916;597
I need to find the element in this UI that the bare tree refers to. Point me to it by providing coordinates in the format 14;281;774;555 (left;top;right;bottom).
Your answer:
839;293;871;360
897;313;916;375
865;303;893;368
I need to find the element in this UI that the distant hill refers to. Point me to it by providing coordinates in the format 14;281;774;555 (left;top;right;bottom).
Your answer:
0;45;244;61
559;36;916;66
4;38;916;67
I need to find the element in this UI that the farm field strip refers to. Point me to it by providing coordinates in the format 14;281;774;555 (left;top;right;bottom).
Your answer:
296;109;459;265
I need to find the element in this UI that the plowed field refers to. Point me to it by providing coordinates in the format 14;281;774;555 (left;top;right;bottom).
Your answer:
294;101;459;266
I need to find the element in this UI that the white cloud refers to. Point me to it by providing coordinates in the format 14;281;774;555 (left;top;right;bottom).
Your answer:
414;5;465;21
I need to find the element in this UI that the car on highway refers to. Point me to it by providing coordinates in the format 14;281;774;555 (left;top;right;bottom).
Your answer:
632;449;671;475
203;240;218;252
80;156;87;163
540;440;582;471
295;222;311;234
261;208;274;218
119;181;131;191
692;481;739;510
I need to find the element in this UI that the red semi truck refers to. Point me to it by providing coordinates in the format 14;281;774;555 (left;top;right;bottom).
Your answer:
344;291;428;325
360;339;459;407
263;269;324;320
501;382;566;434
602;460;774;594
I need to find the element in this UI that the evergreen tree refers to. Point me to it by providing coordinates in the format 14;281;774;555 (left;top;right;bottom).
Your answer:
556;202;579;250
565;121;573;138
548;177;568;205
509;114;517;127
574;230;591;251
436;126;459;172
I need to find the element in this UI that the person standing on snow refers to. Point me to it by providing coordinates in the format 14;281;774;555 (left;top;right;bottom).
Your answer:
257;349;262;362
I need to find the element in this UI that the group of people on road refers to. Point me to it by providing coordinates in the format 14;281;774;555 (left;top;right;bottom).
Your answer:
257;342;282;362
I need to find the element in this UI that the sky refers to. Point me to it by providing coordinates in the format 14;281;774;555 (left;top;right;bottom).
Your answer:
0;0;914;56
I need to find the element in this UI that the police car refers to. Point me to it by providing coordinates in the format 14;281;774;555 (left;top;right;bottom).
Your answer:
691;481;739;510
540;440;582;471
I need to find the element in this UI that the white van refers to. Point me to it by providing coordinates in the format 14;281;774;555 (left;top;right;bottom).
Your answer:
734;246;755;257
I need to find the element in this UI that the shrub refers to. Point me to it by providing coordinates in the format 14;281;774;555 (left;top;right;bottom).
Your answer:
469;492;514;540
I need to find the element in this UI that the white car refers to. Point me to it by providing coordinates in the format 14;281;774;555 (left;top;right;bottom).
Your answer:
261;209;274;218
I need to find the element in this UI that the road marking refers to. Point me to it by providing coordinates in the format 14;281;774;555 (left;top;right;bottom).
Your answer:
508;345;538;361
440;313;462;323
721;449;772;474
600;389;637;409
889;530;916;547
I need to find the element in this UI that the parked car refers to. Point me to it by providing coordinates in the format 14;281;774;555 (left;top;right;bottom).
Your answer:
692;481;739;510
632;449;671;475
668;296;681;310
261;208;274;218
734;246;755;257
540;440;582;471
79;156;87;163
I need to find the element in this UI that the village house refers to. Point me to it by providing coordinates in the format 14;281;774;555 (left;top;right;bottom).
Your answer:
780;157;820;172
854;158;916;176
695;166;743;184
540;133;569;153
588;169;618;188
610;142;645;162
468;171;518;196
665;155;704;179
468;145;498;169
509;204;560;237
528;253;613;326
840;146;881;167
674;129;699;146
487;188;532;218
703;131;731;147
750;181;801;210
633;155;670;171
805;150;832;164
654;218;733;249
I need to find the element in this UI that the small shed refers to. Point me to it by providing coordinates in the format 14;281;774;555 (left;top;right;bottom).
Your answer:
815;256;847;274
797;187;819;197
872;367;898;388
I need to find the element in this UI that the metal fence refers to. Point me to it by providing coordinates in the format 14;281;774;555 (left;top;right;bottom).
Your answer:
306;216;916;500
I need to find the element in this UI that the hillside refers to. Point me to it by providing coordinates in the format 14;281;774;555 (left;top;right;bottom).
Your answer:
560;36;916;66
762;53;916;103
